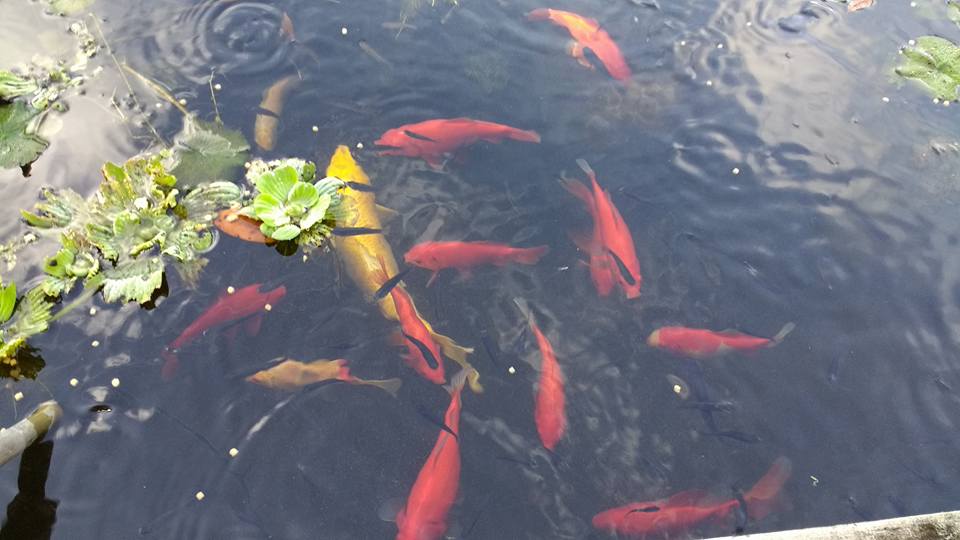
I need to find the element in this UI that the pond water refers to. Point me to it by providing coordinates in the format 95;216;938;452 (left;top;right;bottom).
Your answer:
1;0;960;538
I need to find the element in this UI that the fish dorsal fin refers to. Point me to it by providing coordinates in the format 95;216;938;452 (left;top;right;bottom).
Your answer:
665;489;711;507
717;329;743;336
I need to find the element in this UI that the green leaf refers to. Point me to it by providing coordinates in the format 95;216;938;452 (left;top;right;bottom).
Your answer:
3;287;53;351
270;223;301;241
287;182;319;208
0;101;48;169
180;181;243;220
48;0;95;15
168;116;249;188
101;257;164;304
256;166;299;202
252;193;289;226
301;194;331;230
896;36;960;101
0;283;16;323
0;71;38;101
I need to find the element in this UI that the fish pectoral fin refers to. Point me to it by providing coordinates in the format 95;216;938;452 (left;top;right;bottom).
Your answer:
244;314;264;336
567;41;596;70
426;271;441;287
375;204;400;223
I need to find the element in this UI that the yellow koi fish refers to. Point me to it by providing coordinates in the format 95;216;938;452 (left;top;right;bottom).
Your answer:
325;146;482;392
254;74;300;151
246;357;401;395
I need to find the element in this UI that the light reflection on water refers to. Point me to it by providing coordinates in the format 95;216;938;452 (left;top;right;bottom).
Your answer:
0;0;959;538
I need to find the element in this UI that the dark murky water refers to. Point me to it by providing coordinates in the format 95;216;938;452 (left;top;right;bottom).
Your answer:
1;0;960;538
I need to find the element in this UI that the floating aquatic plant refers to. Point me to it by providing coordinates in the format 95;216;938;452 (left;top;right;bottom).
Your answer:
0;20;98;170
241;159;345;248
166;115;250;188
22;152;242;304
896;36;960;101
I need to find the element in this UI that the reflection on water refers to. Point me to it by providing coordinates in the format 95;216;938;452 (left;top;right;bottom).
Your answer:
1;0;960;537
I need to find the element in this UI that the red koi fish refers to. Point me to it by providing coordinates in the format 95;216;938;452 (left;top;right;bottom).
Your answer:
376;259;446;384
396;369;472;540
161;284;287;379
515;298;566;451
404;241;549;286
647;322;796;359
375;118;541;169
560;159;642;299
527;8;632;81
592;457;792;538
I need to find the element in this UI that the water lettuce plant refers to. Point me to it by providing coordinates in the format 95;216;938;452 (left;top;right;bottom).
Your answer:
242;159;345;247
23;153;243;303
896;36;960;101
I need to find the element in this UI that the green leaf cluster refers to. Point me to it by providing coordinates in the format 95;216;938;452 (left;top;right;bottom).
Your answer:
167;116;250;188
0;286;52;377
896;36;960;101
22;153;242;304
242;160;344;247
0;101;48;169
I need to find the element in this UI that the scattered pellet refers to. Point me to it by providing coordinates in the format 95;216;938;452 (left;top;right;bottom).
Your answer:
111;378;120;388
13;392;23;402
69;378;79;387
229;448;239;457
227;286;236;294
195;491;205;501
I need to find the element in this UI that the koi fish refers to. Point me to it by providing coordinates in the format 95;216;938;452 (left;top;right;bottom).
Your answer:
214;209;274;244
592;457;793;538
246;357;401;395
404;241;549;286
847;0;874;12
161;284;287;379
647;322;796;359
396;369;472;540
515;298;566;451
376;257;445;384
527;8;632;81
375;118;541;169
325;146;482;392
254;74;300;151
560;159;642;299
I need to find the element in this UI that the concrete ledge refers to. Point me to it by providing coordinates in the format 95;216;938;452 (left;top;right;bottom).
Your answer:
707;511;960;540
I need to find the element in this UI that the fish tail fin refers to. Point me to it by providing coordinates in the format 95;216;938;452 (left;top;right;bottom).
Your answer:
160;350;179;381
526;8;551;21
515;245;550;265
744;457;792;521
364;377;403;397
428;329;481;393
575;158;595;178
444;367;474;395
558;176;594;208
512;297;536;328
334;359;354;382
771;322;796;346
508;128;541;143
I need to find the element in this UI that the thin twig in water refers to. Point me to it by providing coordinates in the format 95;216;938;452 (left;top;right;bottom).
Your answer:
121;65;189;116
208;69;221;123
88;15;168;146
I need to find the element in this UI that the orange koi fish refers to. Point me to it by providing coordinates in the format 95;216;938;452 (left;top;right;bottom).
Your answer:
515;298;566;451
246;357;401;395
560;159;642;299
404;241;549;286
375;118;541;169
647;322;796;359
161;284;286;379
214;209;274;244
396;369;472;540
527;8;632;81
254;74;300;152
376;259;445;384
592;457;792;538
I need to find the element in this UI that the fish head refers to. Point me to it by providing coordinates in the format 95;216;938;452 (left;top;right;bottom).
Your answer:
266;285;287;304
245;371;272;387
646;329;661;347
403;244;439;270
374;128;410;151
